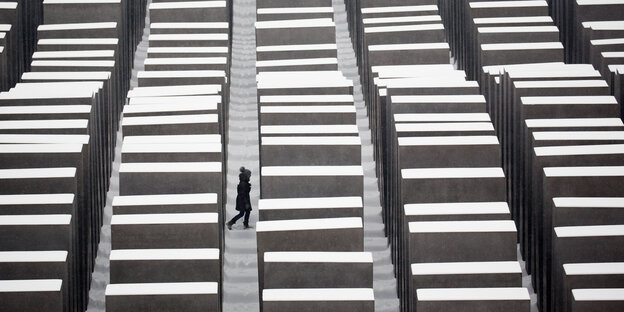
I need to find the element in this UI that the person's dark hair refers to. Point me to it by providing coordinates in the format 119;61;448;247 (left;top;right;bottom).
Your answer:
239;166;251;181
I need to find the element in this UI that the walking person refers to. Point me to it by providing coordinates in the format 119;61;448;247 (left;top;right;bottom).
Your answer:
227;166;252;230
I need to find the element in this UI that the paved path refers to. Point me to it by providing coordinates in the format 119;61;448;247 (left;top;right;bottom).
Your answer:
221;0;261;311
332;1;401;311
85;2;151;311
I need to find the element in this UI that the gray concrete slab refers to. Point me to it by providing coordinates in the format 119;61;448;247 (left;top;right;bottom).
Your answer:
263;251;372;288
257;43;337;60
121;114;219;137
260;105;356;125
256;18;336;46
110;212;219;249
416;288;530;312
409;220;518;263
401;167;506;203
106;282;219;311
258;196;363;221
554;225;624;312
404;201;511;222
262;288;374;312
260;124;359;137
121;142;222;162
0;194;75;215
261;165;363;198
118;162;222;196
112;193;218;214
137;70;226;87
261;136;360;166
0;279;63;311
398;136;500;168
571;288;624;312
109;248;219;283
563;263;624;312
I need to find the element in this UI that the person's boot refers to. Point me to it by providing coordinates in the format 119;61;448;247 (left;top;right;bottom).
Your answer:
227;221;233;230
243;222;250;229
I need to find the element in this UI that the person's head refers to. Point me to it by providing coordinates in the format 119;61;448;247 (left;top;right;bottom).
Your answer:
239;166;251;181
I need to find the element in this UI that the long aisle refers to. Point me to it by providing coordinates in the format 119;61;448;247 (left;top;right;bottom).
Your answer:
221;0;261;311
332;1;401;311
85;4;152;311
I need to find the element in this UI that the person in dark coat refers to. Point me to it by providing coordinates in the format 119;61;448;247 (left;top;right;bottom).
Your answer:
227;166;252;230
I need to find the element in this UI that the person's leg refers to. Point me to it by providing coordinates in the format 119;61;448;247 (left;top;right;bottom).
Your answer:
243;209;251;227
229;210;245;224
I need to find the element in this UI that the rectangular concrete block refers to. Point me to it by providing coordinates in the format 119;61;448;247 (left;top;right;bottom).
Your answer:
129;93;220;105
385;80;480;97
121;143;222;163
412;261;523;309
261;166;363;198
119;162;222;196
0;168;77;195
256;7;334;21
571;288;624;312
123;101;218;118
480;42;563;66
412;261;522;289
258;196;363;221
364;23;445;45
110;248;219;283
260;124;359;137
0;105;92;121
405;201;511;222
0;251;68;310
150;22;229;35
0;279;63;312
390;94;488;114
32;50;115;61
127;84;221;98
149;1;228;23
362;14;442;28
256;57;338;72
257;0;331;8
106;282;219;312
367;42;450;65
393;112;491;124
259;94;353;106
37;22;119;39
409;220;518;263
260;106;356;125
263;251;372;288
111;213;219;249
563;263;624;312
398;136;500;167
257;43;337;61
146;33;230;47
416;288;530;312
144;57;227;71
0;214;72;251
261;136;361;166
256;71;353;96
401;167;506;203
256;217;363;252
0;251;68;295
123;134;222;145
262;288;374;312
113;193;218;214
256;18;336;46
553;197;624;227
137;70;226;87
147;46;229;58
0;194;75;215
122;114;219;137
396;123;495;137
